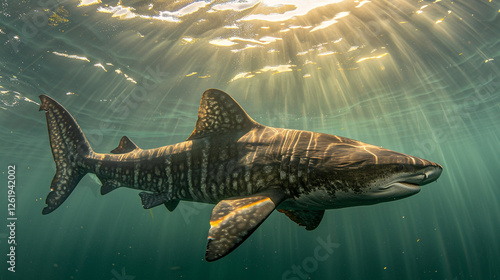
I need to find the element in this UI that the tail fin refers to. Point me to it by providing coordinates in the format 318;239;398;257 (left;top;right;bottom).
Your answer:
39;95;92;215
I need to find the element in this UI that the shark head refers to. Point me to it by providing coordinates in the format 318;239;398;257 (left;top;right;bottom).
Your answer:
288;133;443;209
346;154;443;204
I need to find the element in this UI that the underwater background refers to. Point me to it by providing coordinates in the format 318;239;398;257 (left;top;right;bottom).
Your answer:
1;0;500;279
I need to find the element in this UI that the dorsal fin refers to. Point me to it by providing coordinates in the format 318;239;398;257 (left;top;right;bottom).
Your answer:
110;136;140;154
187;89;260;140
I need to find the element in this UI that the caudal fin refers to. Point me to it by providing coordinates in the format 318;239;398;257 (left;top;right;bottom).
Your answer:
39;95;92;215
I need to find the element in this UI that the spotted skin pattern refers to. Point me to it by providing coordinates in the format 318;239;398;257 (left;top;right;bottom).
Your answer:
39;89;442;261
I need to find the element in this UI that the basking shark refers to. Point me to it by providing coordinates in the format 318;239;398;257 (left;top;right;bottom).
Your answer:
39;89;442;261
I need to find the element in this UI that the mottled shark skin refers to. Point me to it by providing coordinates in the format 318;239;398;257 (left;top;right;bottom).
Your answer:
39;89;443;261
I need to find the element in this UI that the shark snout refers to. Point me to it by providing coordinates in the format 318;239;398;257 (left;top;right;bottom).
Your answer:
401;164;442;186
420;164;442;185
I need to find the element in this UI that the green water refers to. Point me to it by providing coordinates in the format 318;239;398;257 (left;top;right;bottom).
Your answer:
1;0;500;279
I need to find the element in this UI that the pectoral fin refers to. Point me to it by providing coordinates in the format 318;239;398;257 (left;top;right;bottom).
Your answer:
277;209;325;230
205;190;286;262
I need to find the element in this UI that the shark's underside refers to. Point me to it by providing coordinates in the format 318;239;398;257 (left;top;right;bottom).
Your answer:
39;89;442;261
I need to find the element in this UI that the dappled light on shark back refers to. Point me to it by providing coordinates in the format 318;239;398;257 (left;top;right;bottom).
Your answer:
39;89;442;261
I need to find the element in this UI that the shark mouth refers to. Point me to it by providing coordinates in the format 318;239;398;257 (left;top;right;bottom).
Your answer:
387;165;443;190
378;173;426;192
379;181;420;191
392;181;421;191
371;181;422;201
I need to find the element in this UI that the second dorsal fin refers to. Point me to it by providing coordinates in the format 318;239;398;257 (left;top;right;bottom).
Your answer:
110;136;140;154
187;89;260;140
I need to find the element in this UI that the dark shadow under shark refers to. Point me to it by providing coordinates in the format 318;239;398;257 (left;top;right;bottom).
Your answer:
39;89;442;261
